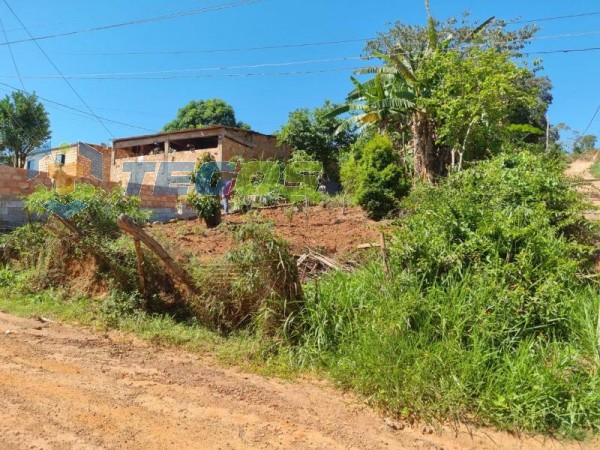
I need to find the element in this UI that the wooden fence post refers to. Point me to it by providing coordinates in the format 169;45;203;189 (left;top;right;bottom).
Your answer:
118;214;199;294
380;231;391;279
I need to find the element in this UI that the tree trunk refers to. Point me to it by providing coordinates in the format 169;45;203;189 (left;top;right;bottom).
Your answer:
412;111;450;182
412;111;436;182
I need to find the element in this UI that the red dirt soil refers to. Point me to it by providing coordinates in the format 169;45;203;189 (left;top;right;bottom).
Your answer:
2;312;598;450
149;206;383;263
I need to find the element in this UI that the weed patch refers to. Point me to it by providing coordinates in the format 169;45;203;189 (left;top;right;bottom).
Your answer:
295;152;600;437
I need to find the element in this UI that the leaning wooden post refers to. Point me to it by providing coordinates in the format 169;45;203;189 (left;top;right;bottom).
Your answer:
118;214;199;295
53;214;83;237
133;238;146;294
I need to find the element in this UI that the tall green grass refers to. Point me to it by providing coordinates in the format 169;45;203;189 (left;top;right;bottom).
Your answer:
295;152;600;437
297;267;599;436
589;160;600;180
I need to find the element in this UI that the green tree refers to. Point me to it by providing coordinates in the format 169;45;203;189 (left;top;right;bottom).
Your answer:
332;1;543;181
163;98;250;132
0;91;51;168
422;47;538;169
579;134;597;153
341;134;410;220
507;76;554;145
277;101;356;179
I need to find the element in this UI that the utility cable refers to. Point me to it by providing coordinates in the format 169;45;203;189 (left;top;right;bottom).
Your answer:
0;0;266;46
2;0;115;138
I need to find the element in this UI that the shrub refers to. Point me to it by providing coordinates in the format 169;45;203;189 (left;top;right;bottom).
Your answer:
0;223;49;268
25;184;148;238
341;134;410;220
188;221;302;334
186;191;221;227
296;151;600;436
9;185;174;297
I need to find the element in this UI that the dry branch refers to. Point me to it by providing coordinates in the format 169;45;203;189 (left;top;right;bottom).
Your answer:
118;214;199;294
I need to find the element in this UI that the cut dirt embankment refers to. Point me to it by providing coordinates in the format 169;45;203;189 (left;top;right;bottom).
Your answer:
147;206;383;264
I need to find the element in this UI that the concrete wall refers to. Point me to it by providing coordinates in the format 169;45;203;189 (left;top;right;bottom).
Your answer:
0;195;28;231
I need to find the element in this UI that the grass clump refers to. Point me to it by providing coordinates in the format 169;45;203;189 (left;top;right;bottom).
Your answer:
589;160;600;180
188;220;303;335
296;151;600;437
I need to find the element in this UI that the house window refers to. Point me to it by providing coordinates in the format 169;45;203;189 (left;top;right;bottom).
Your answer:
56;154;66;165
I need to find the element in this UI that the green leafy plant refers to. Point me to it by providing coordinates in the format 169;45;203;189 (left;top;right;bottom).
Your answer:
341;134;410;220
186;191;221;228
296;151;600;436
25;184;149;238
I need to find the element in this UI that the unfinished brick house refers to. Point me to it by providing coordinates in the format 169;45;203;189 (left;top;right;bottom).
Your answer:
28;142;113;185
110;126;290;221
0;142;113;230
1;127;290;229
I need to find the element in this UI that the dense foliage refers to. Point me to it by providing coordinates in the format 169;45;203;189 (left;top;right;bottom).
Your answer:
277;101;356;180
163;98;250;132
0;91;51;168
297;152;600;436
340;134;410;219
332;6;548;182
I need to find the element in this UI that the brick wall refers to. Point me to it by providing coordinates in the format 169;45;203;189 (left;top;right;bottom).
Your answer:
220;131;290;162
0;166;52;229
111;149;218;212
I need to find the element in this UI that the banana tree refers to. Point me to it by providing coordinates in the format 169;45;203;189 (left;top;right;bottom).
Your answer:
332;1;495;182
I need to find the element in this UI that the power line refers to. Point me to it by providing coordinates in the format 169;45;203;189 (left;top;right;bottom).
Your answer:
581;104;600;137
0;0;266;46
533;30;600;40
6;42;600;80
4;56;365;79
0;7;596;53
0;15;53;157
513;11;600;24
0;0;222;33
2;0;115;138
45;29;600;59
524;46;600;55
0;80;155;132
52;37;371;57
68;66;365;80
0;66;364;81
0;15;23;90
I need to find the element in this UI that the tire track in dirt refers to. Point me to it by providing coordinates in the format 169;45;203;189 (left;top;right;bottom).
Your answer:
0;313;597;450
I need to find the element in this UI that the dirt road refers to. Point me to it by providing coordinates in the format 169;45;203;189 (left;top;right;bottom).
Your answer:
0;312;597;450
566;155;600;219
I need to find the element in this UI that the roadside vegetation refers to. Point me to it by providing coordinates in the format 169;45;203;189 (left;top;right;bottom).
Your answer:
589;159;600;180
297;152;600;436
1;1;599;442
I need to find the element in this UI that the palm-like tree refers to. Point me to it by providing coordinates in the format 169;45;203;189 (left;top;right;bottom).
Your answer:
333;1;493;181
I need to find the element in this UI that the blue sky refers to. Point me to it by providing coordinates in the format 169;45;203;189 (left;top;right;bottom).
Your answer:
0;0;597;147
